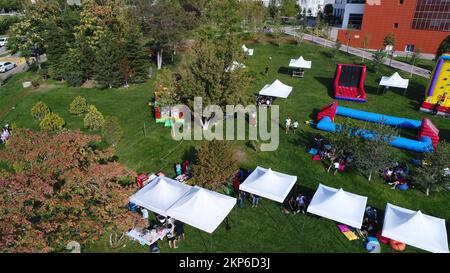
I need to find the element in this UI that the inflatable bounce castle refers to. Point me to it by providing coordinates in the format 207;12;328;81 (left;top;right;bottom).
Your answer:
334;64;367;102
315;102;439;153
151;87;184;128
420;54;450;117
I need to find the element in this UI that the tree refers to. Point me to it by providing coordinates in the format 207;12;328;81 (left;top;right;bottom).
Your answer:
138;0;195;70
372;49;386;74
295;26;305;45
344;30;352;53
69;96;88;116
40;112;65;131
156;68;181;106
361;33;370;62
435;35;450;61
84;105;105;131
410;47;421;77
279;0;297;18
0;129;140;252
354;121;398;181
192;140;238;192
179;37;250;129
411;141;450;196
331;39;342;58
31;101;50;120
323;4;333;23
102;116;123;147
7;0;61;66
383;33;395;66
268;0;279;19
326;118;361;171
93;31;123;89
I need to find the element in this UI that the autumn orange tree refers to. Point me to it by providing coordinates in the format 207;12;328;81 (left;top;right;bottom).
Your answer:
0;129;140;253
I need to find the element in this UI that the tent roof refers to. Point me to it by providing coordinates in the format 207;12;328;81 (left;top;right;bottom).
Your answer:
382;203;449;253
307;184;368;229
289;56;312;69
166;186;236;234
239;166;297;203
225;61;246;72
259;79;293;98
129;176;192;217
379;72;409;89
242;45;254;56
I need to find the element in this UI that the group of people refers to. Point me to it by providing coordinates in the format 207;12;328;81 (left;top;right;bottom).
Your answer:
285;117;299;134
257;95;273;107
381;162;411;189
149;212;185;250
232;169;262;208
174;160;190;178
286;193;308;214
357;206;379;238
0;124;11;144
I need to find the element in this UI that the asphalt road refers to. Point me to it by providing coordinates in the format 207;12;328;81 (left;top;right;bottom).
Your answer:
0;61;27;83
283;26;431;78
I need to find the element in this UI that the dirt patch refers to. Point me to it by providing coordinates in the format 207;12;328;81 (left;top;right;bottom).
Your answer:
233;148;248;163
31;83;58;92
82;80;95;88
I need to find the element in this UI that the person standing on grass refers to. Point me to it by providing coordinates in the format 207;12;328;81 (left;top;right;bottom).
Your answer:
174;220;185;241
288;196;298;214
296;194;306;214
293;120;299;132
285;117;291;134
175;162;182;176
166;224;177;248
251;194;260;208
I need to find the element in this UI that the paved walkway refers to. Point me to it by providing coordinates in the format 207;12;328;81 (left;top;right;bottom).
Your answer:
282;26;431;78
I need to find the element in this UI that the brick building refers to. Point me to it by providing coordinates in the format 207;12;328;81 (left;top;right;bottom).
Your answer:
336;0;449;55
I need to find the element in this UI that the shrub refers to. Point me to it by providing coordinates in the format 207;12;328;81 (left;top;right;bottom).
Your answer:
64;70;84;87
84;105;105;131
31;101;50;120
31;79;40;89
101;116;123;146
69;96;88;116
39;112;65;131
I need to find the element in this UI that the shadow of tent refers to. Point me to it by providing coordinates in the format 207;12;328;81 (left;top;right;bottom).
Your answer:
277;66;292;75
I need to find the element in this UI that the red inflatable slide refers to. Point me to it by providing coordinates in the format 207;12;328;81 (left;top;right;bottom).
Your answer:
334;64;367;102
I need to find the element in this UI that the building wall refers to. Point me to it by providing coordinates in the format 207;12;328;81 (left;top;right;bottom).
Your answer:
337;0;449;54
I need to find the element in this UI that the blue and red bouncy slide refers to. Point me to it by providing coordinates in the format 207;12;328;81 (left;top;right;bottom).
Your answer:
315;102;440;153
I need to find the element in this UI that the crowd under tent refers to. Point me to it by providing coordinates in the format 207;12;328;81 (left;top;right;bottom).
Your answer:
242;45;254;56
129;176;192;217
258;79;293;99
239;166;297;203
225;61;246;73
382;203;449;253
166;186;236;234
378;72;410;96
307;184;368;229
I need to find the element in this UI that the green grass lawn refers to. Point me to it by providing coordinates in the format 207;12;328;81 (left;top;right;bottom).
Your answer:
1;40;449;253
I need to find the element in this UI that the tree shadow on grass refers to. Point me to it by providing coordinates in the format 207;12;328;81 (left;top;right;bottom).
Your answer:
181;145;197;163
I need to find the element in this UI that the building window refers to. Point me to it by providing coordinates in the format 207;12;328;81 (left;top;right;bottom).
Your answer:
348;13;364;29
399;0;404;4
412;0;450;32
394;23;399;28
405;44;415;52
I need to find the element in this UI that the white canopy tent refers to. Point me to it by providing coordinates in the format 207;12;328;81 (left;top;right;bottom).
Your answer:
288;56;312;69
166;186;236;234
258;79;293;99
379;72;409;89
129;176;192;217
307;184;368;229
239;166;297;203
225;61;246;73
379;72;410;96
382;203;449;253
242;45;254;56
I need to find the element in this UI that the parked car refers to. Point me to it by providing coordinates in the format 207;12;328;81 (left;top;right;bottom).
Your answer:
0;37;7;47
0;62;16;73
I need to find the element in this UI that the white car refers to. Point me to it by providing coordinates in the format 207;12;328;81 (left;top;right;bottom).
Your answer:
0;62;16;73
0;37;7;47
